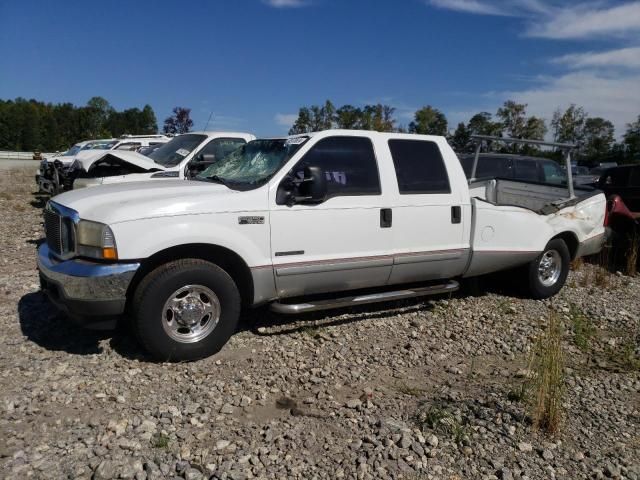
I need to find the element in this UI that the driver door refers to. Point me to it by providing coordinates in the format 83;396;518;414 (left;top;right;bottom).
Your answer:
269;135;393;298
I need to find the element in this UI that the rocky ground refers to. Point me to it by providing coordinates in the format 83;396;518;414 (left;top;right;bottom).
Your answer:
0;167;638;480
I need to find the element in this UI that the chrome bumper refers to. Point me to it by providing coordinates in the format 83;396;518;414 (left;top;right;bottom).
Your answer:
37;244;140;325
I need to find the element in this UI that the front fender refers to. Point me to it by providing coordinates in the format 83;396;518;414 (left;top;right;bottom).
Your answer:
111;213;271;268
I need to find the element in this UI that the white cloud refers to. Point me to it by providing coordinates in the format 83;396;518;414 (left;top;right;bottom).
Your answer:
527;2;640;39
552;46;640;69
427;0;512;16
426;1;640;39
275;113;297;127
491;71;640;137
262;0;310;7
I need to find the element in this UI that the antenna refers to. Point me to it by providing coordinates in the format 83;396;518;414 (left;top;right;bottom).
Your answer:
202;111;214;132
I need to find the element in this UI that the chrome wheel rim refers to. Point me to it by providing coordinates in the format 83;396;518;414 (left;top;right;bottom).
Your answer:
538;250;562;287
162;285;220;343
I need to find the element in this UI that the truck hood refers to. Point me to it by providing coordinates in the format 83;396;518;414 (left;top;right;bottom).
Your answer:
74;149;166;172
51;180;254;225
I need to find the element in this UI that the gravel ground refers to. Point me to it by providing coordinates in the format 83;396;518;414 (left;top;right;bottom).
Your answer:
1;168;639;480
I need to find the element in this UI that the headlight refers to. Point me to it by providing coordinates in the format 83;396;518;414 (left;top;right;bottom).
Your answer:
76;220;118;260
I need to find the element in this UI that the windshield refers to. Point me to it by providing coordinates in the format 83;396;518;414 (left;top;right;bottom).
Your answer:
148;134;208;167
81;140;118;150
64;144;83;156
196;138;308;189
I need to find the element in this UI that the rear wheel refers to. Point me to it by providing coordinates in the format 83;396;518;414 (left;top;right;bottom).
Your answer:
526;239;570;299
132;259;241;361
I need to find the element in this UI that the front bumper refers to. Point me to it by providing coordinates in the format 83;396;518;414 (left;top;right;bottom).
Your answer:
37;244;140;328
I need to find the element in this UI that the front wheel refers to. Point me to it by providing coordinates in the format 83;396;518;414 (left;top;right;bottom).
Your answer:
526;239;570;299
132;259;241;361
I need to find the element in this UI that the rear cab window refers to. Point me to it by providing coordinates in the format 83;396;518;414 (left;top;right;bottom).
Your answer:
388;139;451;194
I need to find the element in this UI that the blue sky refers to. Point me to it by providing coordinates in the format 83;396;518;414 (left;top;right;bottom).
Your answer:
1;0;639;137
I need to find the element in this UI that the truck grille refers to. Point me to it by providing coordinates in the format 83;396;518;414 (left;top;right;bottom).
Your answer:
44;206;74;256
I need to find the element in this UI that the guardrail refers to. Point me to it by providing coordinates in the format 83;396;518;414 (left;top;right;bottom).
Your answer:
0;151;57;161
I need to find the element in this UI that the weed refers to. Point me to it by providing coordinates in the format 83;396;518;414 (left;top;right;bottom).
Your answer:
626;234;638;277
607;333;640;372
299;324;320;338
528;312;565;435
570;257;584;271
396;382;423;397
497;299;515;315
415;403;468;444
568;304;595;351
507;382;529;403
416;404;451;430
593;267;610;289
151;433;170;449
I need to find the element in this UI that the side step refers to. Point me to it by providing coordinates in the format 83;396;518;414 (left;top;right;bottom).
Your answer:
270;280;459;315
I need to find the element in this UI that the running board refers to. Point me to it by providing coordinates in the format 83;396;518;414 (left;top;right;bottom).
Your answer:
270;280;459;315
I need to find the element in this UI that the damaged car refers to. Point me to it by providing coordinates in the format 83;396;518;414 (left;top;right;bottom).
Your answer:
61;132;255;190
38;135;171;194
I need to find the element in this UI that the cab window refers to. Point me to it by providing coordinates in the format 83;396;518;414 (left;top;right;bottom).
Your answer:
291;136;381;197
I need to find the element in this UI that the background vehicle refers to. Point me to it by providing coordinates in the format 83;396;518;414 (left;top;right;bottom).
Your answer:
38;135;171;194
458;153;567;185
38;131;606;361
70;131;255;189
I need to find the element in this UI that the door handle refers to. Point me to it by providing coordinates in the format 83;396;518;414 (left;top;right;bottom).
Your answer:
451;206;461;224
380;208;392;228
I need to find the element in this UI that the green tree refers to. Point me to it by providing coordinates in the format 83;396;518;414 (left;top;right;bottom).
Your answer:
583;117;615;161
496;100;527;140
468;112;503;137
450;122;472;152
335;105;362;129
408;106;447;136
362;104;396;132
163;107;193;134
289;107;312;135
623;115;640;162
551;104;587;148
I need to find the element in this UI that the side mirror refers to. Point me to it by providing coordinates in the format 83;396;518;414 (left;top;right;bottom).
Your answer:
297;166;327;203
277;166;327;206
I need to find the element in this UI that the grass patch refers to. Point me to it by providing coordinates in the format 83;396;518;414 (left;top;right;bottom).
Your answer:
151;433;170;449
414;403;468;444
497;299;515;315
299;324;320;339
568;304;596;352
606;335;640;372
507;382;529;403
395;382;424;397
528;312;565;435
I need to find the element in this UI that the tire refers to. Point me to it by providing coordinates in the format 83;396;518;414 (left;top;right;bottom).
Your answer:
132;259;241;361
525;239;570;299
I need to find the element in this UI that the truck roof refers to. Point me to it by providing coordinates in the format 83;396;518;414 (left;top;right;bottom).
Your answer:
264;129;448;141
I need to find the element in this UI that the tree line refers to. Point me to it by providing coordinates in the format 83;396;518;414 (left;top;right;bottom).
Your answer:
288;100;640;164
0;97;158;152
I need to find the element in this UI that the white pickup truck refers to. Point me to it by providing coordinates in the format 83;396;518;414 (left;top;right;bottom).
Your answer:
37;130;606;360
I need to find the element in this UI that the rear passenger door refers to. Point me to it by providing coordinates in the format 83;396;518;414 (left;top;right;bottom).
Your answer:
269;136;393;298
387;139;469;285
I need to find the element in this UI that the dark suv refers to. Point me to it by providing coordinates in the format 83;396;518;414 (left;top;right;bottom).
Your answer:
458;153;567;185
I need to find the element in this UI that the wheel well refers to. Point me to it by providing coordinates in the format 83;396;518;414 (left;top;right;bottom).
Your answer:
127;244;254;307
552;232;579;260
